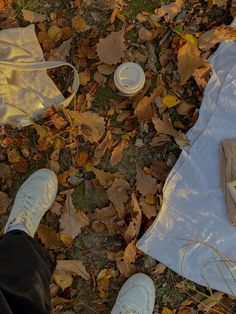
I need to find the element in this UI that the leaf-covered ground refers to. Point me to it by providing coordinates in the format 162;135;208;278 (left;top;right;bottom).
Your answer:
1;0;236;313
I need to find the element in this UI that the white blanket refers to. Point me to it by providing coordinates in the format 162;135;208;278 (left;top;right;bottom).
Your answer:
137;19;236;295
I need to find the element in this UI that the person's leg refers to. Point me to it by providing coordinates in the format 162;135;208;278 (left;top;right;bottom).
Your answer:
111;273;155;314
0;169;58;314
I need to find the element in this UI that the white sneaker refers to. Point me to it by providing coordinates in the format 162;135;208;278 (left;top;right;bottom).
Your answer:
4;169;58;237
111;273;155;314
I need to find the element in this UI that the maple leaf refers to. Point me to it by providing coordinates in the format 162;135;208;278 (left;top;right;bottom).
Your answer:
56;259;90;280
124;193;142;243
97;31;126;65
156;0;184;21
136;164;157;196
67;111;105;143
199;25;236;51
178;42;204;84
59;190;89;239
22;9;46;23
107;178;130;218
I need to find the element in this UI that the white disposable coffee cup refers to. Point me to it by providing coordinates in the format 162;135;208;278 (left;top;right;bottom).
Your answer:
114;62;145;97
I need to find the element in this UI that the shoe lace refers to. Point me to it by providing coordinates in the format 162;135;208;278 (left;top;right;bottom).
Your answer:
8;196;41;229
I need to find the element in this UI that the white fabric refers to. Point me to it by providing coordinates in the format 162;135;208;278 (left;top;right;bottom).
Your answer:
137;19;236;295
0;25;79;127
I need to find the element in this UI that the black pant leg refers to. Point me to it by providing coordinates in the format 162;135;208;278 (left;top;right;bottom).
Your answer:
0;230;52;314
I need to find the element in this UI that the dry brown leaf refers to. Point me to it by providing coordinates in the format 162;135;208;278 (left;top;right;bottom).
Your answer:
0;0;7;10
156;0;184;21
116;260;136;277
231;0;236;16
22;9;46;23
92;167;122;188
91;221;106;233
0;191;11;213
94;71;107;85
210;0;227;8
199;25;236;51
48;25;62;42
198;291;224;312
176;102;195;116
124;240;136;264
152;114;189;143
150;160;170;181
79;69;91;86
93;131;113;166
134;97;154;121
193;62;211;90
56;259;90;280
178;42;204;84
67;111;105;143
136;164;157;196
97;64;115;75
53;270;73;291
72;15;89;32
107;250;124;262
139;27;157;42
153;263;167;275
37;225;60;249
150;134;172;147
50;201;62;215
124;193;142;243
107;178;130;218
139;199;158;219
50;38;72;61
59;190;89;239
96;268;117;299
110;136;130;166
97;31;126;65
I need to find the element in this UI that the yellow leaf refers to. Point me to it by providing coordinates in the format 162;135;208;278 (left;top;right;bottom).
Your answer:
96;268;117;299
162;95;181;108
53;270;73;291
161;307;174;314
72;15;88;32
181;33;198;45
53;137;64;149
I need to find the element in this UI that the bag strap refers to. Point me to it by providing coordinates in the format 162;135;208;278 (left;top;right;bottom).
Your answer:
0;59;79;108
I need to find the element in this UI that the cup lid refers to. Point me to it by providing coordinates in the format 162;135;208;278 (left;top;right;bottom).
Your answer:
114;62;145;95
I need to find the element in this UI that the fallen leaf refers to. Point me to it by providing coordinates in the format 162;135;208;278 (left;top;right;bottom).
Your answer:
110;136;130;166
0;0;7;10
37;225;60;249
59;190;89;239
156;0;184;21
97;64;116;75
7;148;20;163
136;164;157;196
79;69;91;86
198;291;224;312
22;9;46;23
72;15;89;32
66;111;105;143
152;114;189;143
210;0;227;8
47;160;60;174
107;250;124;262
13;157;29;173
162;95;181;108
0;191;10;213
193;62;211;90
124;240;136;264
53;270;74;291
139;198;158;219
139;27;157;42
50;201;62;215
97;31;126;65
124;193;142;243
116;260;136;277
92;167;122;188
178;42;204;84
50;38;72;61
74;151;89;168
161;307;174;314
150;160;170;181
48;25;62;42
150;134;172;147
134;97;154;121
56;259;90;280
91;221;106;233
199;25;236;51
176;102;195;116
97;268;117;299
153;263;167;275
93;131;113;166
107;178;130;218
